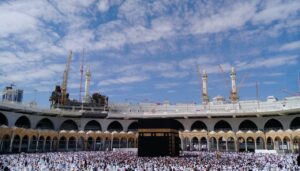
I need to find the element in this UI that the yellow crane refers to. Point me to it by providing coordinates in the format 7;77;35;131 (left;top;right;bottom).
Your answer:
61;51;72;105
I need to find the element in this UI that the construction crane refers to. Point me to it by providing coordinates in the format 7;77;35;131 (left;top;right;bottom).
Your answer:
280;72;300;97
218;64;230;88
79;49;85;102
236;72;249;93
61;51;73;105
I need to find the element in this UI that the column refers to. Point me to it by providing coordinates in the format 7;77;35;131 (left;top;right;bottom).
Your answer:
50;139;53;152
216;139;219;151
225;140;228;152
36;139;39;152
110;136;113;150
66;139;69;151
198;138;201;151
126;138;129;148
84;139;87;151
102;139;105;151
118;139;121;148
180;138;184;151
264;141;267;150
0;139;3;152
234;139;238;152
245;139;248;152
207;138;210;151
18;138;22;152
254;140;257;151
27;138;31;152
75;139;78;151
43;139;46;152
9;132;15;153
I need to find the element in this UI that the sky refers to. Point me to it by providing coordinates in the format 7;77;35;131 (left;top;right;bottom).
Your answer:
0;0;299;108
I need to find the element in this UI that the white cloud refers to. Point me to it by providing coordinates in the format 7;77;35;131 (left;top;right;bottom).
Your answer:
236;56;299;70
178;56;214;69
0;0;299;105
279;40;300;51
97;0;110;13
160;71;189;78
0;10;38;37
155;83;179;89
99;75;148;86
252;0;300;24
189;2;256;35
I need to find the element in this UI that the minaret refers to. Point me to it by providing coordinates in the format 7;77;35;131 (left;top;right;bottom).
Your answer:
202;70;209;104
230;67;238;102
84;67;91;103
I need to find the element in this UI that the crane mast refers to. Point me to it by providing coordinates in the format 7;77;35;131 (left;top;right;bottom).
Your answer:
79;49;85;102
61;50;72;105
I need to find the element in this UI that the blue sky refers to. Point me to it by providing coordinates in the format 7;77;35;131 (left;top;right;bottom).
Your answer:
0;0;299;108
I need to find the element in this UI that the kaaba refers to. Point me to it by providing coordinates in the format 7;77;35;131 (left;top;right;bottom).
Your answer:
138;119;180;157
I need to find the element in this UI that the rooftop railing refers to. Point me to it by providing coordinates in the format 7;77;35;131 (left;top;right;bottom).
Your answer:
1;96;300;117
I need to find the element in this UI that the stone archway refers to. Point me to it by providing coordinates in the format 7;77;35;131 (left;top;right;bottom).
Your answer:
239;120;258;131
29;136;37;152
182;137;190;151
283;136;291;152
200;137;207;151
128;138;135;148
52;137;58;152
60;120;78;131
84;120;102;131
266;137;274;150
214;120;232;131
292;137;299;153
209;137;217;151
45;136;51;152
59;137;67;151
264;119;283;131
127;122;138;132
87;137;94;151
12;135;21;153
237;137;246;152
104;137;111;150
0;113;8;126
1;134;10;153
20;135;29;152
227;137;235;152
68;137;76;151
37;136;45;152
218;137;226;152
15;116;31;128
290;117;300;129
191;121;207;131
191;137;199;151
173;120;184;131
77;137;85;151
246;137;255;152
256;137;265;150
274;137;282;151
95;137;102;150
112;137;119;148
120;137;127;148
107;121;123;131
36;118;54;130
